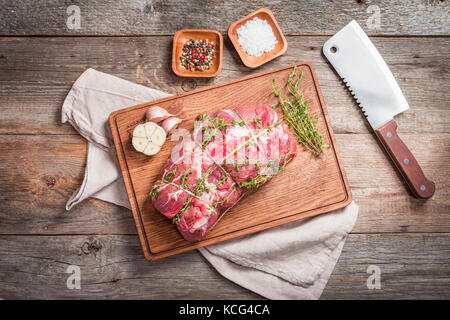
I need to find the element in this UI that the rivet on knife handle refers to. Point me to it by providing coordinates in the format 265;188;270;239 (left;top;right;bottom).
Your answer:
375;119;435;199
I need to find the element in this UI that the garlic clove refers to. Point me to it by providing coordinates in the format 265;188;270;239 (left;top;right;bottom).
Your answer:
143;142;161;156
146;106;174;123
133;124;146;138
144;122;156;137
161;117;183;135
132;136;148;152
149;125;167;147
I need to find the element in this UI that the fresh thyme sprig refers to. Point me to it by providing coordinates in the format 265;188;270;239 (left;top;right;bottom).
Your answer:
149;184;159;199
216;172;229;188
237;173;269;190
270;66;324;156
212;187;236;208
165;167;178;182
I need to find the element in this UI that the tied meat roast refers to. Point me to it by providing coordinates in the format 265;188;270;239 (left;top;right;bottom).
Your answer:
150;105;297;241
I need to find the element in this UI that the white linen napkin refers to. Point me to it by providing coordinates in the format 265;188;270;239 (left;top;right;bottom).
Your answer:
62;68;358;300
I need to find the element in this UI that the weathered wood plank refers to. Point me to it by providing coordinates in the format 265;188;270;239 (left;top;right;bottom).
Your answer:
321;233;450;299
0;134;448;235
0;235;259;299
0;233;448;299
0;36;448;135
0;0;449;36
340;133;450;234
0;135;136;235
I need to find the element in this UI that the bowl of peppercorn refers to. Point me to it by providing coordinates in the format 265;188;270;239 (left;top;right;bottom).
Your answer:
172;29;223;78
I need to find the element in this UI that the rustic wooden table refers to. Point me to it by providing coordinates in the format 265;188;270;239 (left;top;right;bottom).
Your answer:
0;1;449;299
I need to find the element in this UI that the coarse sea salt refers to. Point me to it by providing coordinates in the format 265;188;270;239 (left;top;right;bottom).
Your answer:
237;17;278;57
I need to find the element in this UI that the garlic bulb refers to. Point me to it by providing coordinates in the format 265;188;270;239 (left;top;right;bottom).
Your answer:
146;106;174;123
132;122;166;156
161;117;183;135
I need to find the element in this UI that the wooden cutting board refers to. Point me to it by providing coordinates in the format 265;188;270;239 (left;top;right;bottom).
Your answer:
109;62;351;260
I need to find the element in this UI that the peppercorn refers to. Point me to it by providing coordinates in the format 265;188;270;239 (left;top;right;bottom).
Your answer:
180;38;216;72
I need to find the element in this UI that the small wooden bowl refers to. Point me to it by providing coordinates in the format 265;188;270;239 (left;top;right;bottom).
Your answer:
228;8;287;69
172;29;223;78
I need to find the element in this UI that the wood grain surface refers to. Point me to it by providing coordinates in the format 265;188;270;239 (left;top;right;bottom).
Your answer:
0;133;448;235
0;0;449;36
0;233;448;299
0;36;448;135
0;0;449;299
110;63;351;259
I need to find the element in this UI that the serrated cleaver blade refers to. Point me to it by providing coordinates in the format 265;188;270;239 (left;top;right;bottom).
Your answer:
323;20;409;130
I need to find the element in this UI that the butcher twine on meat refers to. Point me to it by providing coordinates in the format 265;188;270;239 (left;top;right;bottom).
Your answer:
150;105;297;241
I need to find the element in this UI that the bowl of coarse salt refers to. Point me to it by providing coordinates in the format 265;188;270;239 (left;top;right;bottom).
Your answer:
228;8;287;69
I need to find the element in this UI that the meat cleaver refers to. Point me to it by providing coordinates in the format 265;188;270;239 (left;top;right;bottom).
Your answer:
323;20;435;199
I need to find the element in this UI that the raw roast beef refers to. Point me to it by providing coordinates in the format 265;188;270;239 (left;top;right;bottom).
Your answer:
150;105;297;241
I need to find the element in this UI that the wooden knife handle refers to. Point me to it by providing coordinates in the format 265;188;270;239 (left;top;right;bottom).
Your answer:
375;119;435;199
